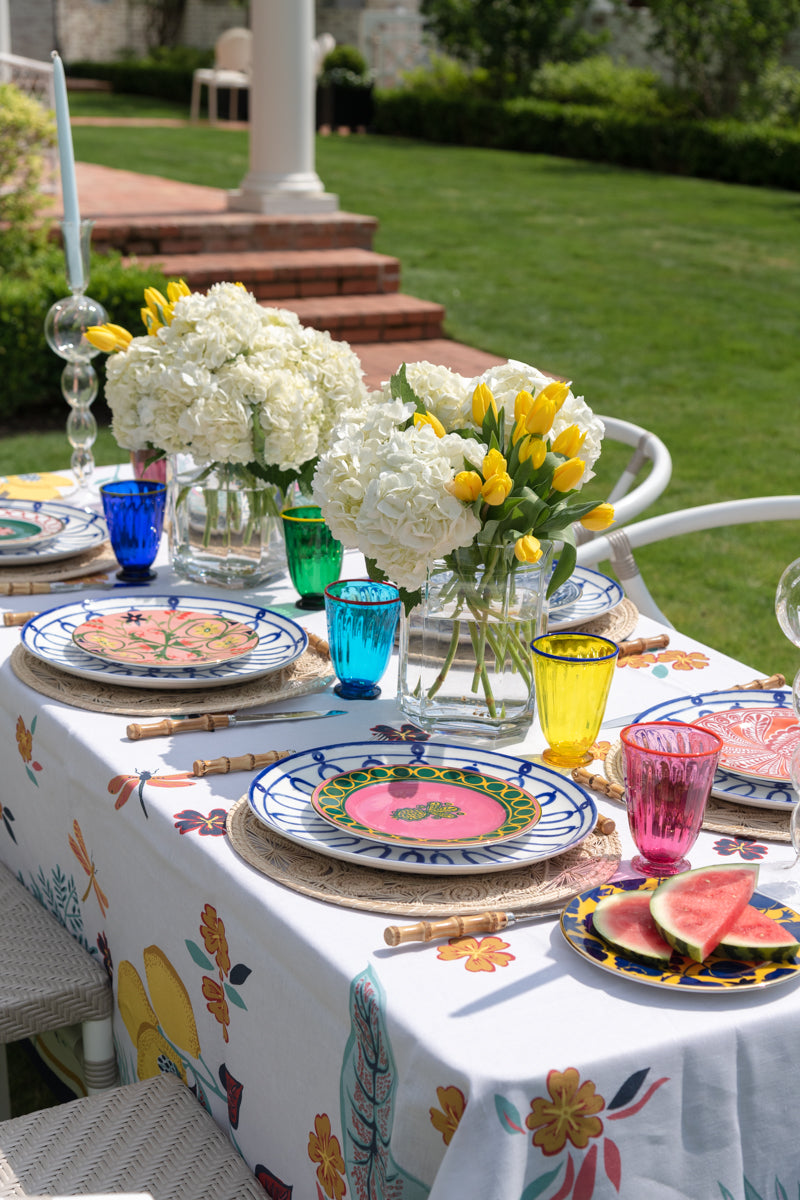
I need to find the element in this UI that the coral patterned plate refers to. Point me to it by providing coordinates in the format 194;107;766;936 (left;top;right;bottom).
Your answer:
311;764;541;848
691;707;800;785
0;507;64;550
72;608;260;669
561;879;800;993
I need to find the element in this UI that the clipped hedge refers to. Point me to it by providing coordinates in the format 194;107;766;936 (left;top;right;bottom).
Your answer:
0;246;167;426
373;91;800;191
67;61;201;105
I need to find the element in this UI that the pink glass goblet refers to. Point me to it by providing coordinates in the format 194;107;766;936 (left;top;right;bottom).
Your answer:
620;721;723;877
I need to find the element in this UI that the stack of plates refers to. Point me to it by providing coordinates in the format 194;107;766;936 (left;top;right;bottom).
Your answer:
0;500;106;567
20;595;308;691
548;566;624;631
632;689;799;811
247;741;598;875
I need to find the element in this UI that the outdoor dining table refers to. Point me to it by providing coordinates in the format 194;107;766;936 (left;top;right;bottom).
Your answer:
0;486;797;1200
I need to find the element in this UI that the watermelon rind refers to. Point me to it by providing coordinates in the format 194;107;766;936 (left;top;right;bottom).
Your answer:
650;864;759;963
592;890;673;967
717;904;800;964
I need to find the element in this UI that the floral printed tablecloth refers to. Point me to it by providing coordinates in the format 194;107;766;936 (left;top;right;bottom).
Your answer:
0;538;797;1200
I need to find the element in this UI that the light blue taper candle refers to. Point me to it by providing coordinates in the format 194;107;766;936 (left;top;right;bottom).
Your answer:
50;50;84;291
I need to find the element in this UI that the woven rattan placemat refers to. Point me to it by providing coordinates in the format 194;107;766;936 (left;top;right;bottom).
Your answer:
226;796;622;916
10;640;334;717
568;598;638;643
0;541;117;583
604;740;791;843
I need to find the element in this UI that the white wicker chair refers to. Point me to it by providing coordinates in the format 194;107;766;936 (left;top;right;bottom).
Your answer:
576;496;800;625
0;861;116;1122
0;1073;266;1198
577;414;673;540
190;27;252;123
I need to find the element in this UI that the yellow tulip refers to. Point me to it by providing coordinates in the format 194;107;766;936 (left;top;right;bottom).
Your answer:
551;424;586;458
528;437;547;469
481;470;512;505
142;286;174;333
166;279;191;304
525;396;556;437
451;470;482;502
514;534;543;564
580;503;615;531
551;458;585;493
472;382;497;425
413;410;446;437
85;323;132;353
538;379;570;410
482;448;507;480
514;390;534;422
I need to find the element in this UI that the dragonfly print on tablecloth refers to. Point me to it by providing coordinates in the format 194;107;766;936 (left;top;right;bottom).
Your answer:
69;819;109;917
108;768;196;818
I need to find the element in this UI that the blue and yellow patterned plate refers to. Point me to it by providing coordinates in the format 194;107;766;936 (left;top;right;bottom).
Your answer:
561;877;800;993
311;763;541;848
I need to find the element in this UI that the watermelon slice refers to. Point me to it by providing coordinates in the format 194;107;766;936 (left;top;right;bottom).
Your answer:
717;904;800;963
592;890;673;967
650;864;759;963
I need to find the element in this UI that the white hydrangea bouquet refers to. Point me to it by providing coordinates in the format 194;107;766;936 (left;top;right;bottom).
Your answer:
313;358;614;734
87;280;369;497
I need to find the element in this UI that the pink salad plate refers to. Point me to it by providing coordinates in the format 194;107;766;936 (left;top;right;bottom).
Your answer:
311;763;542;849
692;706;800;785
71;607;260;669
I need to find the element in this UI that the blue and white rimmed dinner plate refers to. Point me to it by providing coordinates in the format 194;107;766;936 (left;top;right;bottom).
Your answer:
0;506;65;550
21;595;307;690
548;577;583;614
631;689;796;810
561;878;800;993
0;500;106;565
247;740;597;874
549;567;624;631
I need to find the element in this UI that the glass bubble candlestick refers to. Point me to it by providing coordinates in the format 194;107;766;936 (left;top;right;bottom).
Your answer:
44;219;107;497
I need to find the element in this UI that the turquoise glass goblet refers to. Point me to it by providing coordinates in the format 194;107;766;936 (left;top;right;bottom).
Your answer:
324;579;401;699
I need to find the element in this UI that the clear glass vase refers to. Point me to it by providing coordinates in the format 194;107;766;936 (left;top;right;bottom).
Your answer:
168;455;286;589
398;543;553;742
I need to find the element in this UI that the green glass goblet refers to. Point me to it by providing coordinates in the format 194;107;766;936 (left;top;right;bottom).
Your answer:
281;504;343;610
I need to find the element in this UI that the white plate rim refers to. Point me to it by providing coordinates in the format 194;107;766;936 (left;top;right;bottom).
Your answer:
247;740;597;875
549;566;624;631
21;594;307;690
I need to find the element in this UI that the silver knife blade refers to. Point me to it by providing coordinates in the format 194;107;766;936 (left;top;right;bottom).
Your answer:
227;709;346;727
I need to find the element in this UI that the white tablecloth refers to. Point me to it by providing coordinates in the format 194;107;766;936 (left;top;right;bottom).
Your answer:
1;513;798;1200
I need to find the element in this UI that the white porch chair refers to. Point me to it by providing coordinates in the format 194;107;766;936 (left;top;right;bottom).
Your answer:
190;27;252;123
0;1073;267;1198
576;414;673;540
576;496;800;625
0;860;116;1122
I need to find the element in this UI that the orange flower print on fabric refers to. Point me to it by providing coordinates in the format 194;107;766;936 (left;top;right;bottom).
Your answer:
617;653;657;671
201;976;231;1043
200;904;231;976
654;649;710;672
588;740;611;762
16;715;42;785
437;935;515;972
526;1067;605;1155
430;1084;467;1145
308;1112;347;1200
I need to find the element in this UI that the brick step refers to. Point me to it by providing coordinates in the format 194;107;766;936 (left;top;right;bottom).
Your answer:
130;248;401;300
272;293;446;343
81;211;378;257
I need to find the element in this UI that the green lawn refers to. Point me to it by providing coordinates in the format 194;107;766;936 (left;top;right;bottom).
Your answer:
65;103;800;682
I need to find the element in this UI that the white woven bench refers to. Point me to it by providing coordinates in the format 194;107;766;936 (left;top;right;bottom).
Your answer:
0;861;116;1119
0;1073;266;1197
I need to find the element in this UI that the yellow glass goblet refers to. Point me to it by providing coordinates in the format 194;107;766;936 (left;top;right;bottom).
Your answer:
531;632;619;768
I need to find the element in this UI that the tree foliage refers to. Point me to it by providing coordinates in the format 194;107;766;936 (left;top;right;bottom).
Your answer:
0;84;55;275
419;0;601;98
642;0;800;117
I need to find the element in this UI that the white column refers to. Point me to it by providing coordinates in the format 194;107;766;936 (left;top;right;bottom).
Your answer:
0;0;11;83
228;0;338;214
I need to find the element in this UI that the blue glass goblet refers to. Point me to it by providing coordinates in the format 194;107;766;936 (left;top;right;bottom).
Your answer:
100;480;167;583
324;579;401;699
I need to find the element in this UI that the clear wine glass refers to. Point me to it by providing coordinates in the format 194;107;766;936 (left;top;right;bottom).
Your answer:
776;557;800;653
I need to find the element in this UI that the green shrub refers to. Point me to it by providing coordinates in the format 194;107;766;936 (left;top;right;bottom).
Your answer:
319;44;373;88
529;55;669;116
0;245;167;425
0;84;55;274
67;60;202;104
373;88;800;190
399;54;492;98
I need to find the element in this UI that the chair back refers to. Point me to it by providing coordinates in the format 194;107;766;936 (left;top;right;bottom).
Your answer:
215;27;252;73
